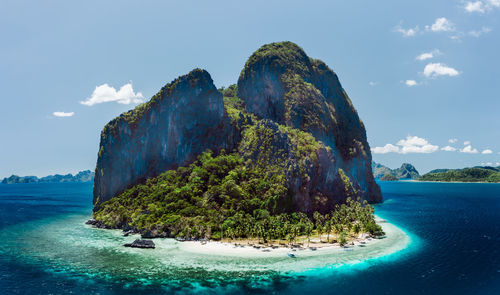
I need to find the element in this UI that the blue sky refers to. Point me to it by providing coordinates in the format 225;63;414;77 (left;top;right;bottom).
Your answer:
1;0;499;177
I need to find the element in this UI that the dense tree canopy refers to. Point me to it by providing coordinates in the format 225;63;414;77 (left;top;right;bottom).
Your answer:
419;167;500;183
94;150;383;243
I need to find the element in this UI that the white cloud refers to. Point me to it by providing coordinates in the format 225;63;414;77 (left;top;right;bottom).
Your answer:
53;111;74;117
405;80;418;87
372;144;400;154
465;0;500;13
80;83;144;106
496;162;500;166
481;162;493;166
416;49;441;61
426;17;455;32
369;81;378;86
441;145;457;152
482;149;493;154
465;1;486;13
449;138;458;143
460;145;479;154
423;63;459;78
464;141;471;145
489;0;500;7
468;27;492;37
416;53;433;61
397;136;439;154
395;25;419;37
373;136;439;154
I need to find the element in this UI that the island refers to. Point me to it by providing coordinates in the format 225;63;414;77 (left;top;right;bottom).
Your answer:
372;162;420;180
89;42;387;248
2;170;94;184
419;166;500;183
380;174;399;181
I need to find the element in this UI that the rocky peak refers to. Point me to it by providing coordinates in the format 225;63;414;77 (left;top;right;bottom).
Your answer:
396;163;420;179
237;41;380;203
93;69;237;209
237;42;366;160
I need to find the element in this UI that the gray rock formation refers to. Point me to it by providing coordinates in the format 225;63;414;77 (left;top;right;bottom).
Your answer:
396;163;420;179
93;41;383;214
93;69;237;210
124;239;155;249
237;42;381;205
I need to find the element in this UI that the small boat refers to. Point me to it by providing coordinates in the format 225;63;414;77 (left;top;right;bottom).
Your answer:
287;253;297;258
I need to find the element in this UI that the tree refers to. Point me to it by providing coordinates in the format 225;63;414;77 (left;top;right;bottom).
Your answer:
304;218;314;247
324;218;332;243
353;223;361;235
339;231;347;246
313;211;324;242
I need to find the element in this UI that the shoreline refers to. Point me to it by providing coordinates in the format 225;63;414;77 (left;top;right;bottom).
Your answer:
408;180;500;184
1;211;414;276
380;179;499;184
143;216;411;259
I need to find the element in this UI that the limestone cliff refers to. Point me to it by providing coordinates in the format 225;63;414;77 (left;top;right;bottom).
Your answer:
93;69;237;209
93;42;382;214
237;42;381;205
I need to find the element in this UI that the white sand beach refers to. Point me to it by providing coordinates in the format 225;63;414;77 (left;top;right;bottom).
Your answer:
176;217;410;259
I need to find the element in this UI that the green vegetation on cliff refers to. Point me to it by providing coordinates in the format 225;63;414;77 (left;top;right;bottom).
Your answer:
419;167;500;183
94;150;383;242
237;41;371;162
222;91;326;179
241;41;311;79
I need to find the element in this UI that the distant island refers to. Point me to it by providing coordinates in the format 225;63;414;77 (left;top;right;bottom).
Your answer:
380;174;399;181
372;162;420;180
88;42;386;246
419;166;500;183
2;170;94;184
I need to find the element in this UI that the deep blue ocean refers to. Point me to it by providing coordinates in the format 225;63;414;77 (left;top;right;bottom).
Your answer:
0;181;499;294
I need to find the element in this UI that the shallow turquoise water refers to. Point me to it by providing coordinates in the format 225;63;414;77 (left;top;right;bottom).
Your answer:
1;182;499;294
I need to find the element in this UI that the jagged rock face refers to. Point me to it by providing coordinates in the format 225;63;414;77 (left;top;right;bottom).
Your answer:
396;163;419;179
237;42;381;204
238;119;363;213
93;69;237;209
372;162;420;179
372;162;393;179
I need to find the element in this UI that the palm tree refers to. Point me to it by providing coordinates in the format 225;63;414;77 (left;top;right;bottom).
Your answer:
305;219;314;247
339;230;347;246
325;219;332;243
334;223;344;241
313;211;324;242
